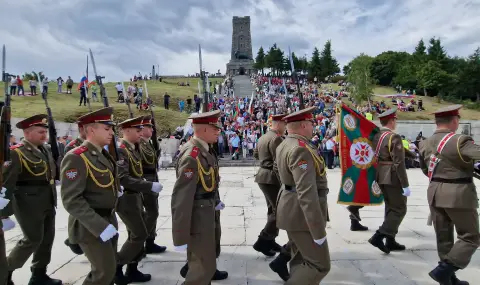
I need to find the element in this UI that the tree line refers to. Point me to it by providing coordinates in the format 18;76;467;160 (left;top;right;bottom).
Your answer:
253;38;480;108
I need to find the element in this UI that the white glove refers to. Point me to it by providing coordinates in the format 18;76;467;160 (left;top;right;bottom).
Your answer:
314;236;327;246
474;162;480;170
402;187;411;197
0;197;9;210
99;224;118;242
0;187;6;198
118;186;124;197
2;218;16;231
174;244;187;251
215;201;225;211
151;182;163;193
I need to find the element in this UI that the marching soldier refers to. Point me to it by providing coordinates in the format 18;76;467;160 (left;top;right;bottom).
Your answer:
368;108;410;254
253;113;291;281
115;116;163;283
139;116;167;254
419;105;480;285
60;108;129;285
346;206;368;231
1;114;62;285
63;120;87;255
275;107;330;284
171;110;226;285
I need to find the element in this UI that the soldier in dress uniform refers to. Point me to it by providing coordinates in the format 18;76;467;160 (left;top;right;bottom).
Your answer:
252;113;291;281
368;108;410;254
418;105;480;285
171;110;227;285
63;120;87;255
60;107;129;285
275;107;330;285
115;116;163;282
139;115;167;254
1;114;62;285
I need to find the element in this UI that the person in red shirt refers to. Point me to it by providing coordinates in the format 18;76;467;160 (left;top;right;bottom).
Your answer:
16;76;24;96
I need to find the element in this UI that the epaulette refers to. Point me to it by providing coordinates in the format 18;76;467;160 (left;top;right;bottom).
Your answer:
10;143;23;150
298;140;306;147
189;146;199;159
73;146;88;155
68;140;77;147
120;144;126;149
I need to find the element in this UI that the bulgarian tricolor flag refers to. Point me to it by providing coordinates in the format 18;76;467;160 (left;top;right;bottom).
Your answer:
337;103;384;206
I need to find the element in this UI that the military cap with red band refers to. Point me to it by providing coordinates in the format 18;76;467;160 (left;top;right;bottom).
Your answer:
77;107;115;126
283;106;316;123
16;114;49;129
432;104;462;118
271;114;287;121
119;116;144;129
189;110;221;128
141;115;153;127
377;108;397;121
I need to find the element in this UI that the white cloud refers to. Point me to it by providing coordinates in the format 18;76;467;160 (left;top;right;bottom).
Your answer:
1;0;479;81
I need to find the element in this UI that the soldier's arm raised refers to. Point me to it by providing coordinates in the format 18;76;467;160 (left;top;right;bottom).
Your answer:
390;134;409;188
0;149;21;217
117;148;153;193
171;155;197;246
457;135;480;161
289;146;326;240
60;153;109;237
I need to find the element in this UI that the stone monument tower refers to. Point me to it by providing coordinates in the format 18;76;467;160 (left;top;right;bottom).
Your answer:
226;16;255;76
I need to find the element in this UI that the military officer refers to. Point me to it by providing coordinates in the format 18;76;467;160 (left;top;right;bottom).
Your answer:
1;114;62;285
275;107;331;284
419;105;480;285
139;116;167;254
252;113;292;281
60;107;129;285
115;116;163;283
171;110;225;285
63;119;87;255
368;108;410;254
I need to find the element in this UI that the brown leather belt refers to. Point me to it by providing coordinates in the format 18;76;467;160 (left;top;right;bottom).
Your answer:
431;177;472;184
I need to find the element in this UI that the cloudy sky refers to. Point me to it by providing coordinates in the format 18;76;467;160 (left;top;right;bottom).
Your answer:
1;0;480;82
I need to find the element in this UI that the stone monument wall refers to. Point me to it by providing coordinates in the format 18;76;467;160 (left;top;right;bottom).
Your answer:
226;16;255;76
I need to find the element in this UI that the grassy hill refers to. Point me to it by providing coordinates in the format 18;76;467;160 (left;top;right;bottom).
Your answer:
321;83;480;120
0;77;222;134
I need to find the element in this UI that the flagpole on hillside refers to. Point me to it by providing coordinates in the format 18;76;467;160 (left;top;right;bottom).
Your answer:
288;46;305;110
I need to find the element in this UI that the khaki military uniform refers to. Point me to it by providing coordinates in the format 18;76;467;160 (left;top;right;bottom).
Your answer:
60;141;120;285
276;134;330;284
1;139;57;272
172;138;218;285
373;127;409;237
254;130;284;240
64;137;84;154
419;130;480;269
139;137;159;240
116;139;153;265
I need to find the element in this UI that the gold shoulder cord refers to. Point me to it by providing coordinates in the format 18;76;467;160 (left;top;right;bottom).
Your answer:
140;145;155;165
196;157;215;192
125;147;144;177
14;148;48;177
79;153;114;189
456;135;470;164
304;145;326;176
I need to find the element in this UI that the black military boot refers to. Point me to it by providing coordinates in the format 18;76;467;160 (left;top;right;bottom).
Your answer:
212;269;228;280
64;238;84;255
253;236;277;257
145;238;167;254
386;237;406;251
350;219;368;231
368;231;390;254
429;261;456;284
180;262;188;278
347;206;361;221
27;268;62;285
7;271;14;285
114;265;130;285
268;240;283;252
451;272;469;285
125;262;151;282
269;252;291;281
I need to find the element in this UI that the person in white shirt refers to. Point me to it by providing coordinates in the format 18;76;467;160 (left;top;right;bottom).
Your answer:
325;137;335;169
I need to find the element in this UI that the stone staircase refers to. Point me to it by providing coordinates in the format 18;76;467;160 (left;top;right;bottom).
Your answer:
218;156;256;167
233;75;254;98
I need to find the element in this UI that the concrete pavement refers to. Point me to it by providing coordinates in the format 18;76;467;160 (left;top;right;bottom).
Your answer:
4;167;480;285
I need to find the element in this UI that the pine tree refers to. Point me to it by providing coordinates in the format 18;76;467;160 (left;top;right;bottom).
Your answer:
254;47;266;74
309;47;322;80
319;40;340;80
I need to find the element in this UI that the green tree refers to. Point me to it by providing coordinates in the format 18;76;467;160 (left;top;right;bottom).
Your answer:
319;40;340;80
254;46;266;74
427;37;448;68
347;54;376;103
265;44;284;76
416;60;451;97
308;47;322;81
413;39;427;64
370;51;411;86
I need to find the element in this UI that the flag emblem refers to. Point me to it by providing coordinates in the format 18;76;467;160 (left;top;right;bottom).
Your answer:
343;114;356;130
298;160;308;170
349;138;375;169
343;178;354;195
